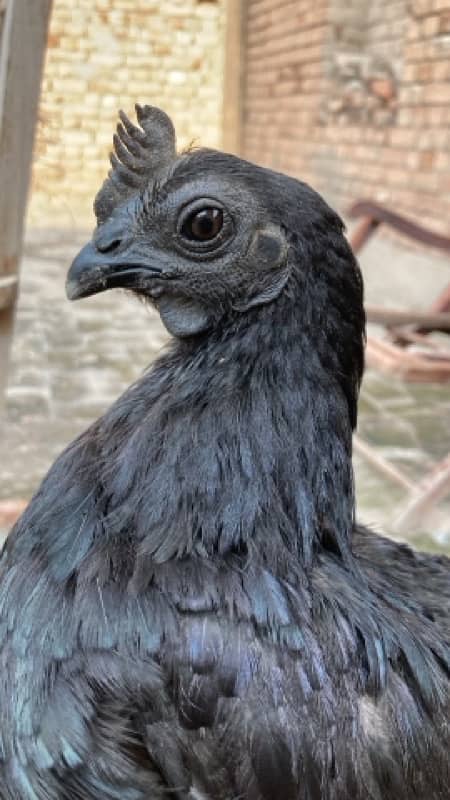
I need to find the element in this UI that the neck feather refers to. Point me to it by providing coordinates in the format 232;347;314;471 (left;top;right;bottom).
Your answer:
95;285;357;569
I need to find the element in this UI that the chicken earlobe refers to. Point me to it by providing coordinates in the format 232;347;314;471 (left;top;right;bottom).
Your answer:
156;295;212;338
233;225;290;313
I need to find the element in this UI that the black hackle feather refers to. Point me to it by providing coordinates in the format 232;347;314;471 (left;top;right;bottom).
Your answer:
0;105;449;800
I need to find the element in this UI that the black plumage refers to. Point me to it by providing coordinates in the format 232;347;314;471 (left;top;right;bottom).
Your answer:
0;104;449;799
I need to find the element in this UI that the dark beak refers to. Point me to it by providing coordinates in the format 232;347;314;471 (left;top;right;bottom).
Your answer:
66;240;162;301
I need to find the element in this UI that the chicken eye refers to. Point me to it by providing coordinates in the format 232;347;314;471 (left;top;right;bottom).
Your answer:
181;208;223;242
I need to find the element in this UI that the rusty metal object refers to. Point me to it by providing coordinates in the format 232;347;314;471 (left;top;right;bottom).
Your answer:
366;337;450;383
349;215;380;253
366;305;450;332
349;201;450;255
428;282;450;315
349;200;450;532
348;199;450;384
394;457;450;536
353;435;415;493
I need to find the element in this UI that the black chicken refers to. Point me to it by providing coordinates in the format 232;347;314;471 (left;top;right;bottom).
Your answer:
0;105;449;800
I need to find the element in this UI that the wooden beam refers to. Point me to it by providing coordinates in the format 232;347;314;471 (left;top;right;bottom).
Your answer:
0;0;52;401
222;0;244;154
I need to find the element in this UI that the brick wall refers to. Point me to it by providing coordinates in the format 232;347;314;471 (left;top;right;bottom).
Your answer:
29;0;225;226
242;0;450;234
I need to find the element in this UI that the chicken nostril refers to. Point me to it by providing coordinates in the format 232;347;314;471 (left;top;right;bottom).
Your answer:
97;238;122;255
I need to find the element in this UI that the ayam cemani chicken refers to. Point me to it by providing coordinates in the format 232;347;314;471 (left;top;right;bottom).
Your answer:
0;105;449;800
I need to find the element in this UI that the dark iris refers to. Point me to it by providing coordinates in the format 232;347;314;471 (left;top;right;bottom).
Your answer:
182;207;223;242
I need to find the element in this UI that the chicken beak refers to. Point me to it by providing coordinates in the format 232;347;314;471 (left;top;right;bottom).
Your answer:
66;240;162;301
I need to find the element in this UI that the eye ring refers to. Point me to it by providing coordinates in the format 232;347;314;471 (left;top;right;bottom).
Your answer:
175;198;233;258
181;207;224;242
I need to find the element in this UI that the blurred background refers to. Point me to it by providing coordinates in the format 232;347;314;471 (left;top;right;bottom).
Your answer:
0;0;449;548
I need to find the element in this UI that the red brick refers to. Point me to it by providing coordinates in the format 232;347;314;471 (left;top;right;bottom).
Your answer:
242;0;450;234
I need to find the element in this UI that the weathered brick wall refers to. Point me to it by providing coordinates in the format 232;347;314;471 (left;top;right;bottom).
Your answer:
242;0;450;234
29;0;225;226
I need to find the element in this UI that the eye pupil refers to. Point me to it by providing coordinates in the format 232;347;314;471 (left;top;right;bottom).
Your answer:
183;207;223;241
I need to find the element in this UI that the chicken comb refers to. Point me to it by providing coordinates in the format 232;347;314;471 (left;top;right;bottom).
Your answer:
94;104;176;223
